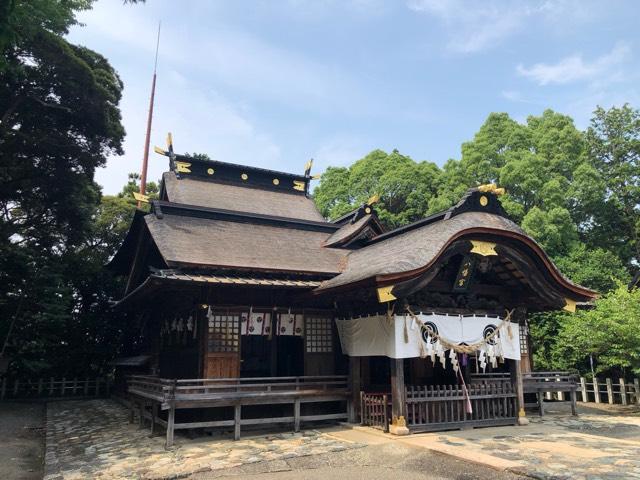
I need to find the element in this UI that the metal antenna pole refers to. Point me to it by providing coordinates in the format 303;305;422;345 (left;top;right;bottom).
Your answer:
138;21;161;208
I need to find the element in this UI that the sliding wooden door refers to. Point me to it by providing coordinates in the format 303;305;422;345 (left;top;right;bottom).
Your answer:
203;311;241;378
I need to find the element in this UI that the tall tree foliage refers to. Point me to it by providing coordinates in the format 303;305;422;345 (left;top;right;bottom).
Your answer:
0;0;127;375
584;104;640;269
313;149;441;228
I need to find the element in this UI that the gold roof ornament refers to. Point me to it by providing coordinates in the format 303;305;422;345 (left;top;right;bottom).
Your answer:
563;298;577;313
367;193;380;206
478;183;506;196
470;240;498;256
132;192;149;203
175;161;191;173
377;285;397;303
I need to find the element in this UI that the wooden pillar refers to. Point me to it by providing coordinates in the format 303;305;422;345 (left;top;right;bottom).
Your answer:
389;358;409;435
348;356;361;423
580;377;587;402
166;406;175;449
620;378;628;406
150;403;158;436
514;360;528;425
138;401;145;428
593;377;601;403
294;399;301;432
606;378;614;404
234;404;241;441
634;378;640;406
570;389;577;416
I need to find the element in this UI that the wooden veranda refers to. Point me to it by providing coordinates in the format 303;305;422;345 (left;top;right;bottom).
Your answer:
127;375;351;447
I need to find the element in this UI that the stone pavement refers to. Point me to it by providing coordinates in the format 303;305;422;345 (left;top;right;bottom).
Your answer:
43;399;640;480
390;403;640;480
43;399;364;480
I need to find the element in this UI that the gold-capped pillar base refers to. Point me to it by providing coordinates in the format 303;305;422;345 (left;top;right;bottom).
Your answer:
389;415;410;436
517;407;529;426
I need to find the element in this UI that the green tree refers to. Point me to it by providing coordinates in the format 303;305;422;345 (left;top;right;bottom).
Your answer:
584;104;640;269
0;0;128;375
313;149;442;228
551;285;640;377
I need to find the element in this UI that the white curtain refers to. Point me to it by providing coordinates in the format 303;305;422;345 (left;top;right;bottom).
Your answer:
336;313;520;360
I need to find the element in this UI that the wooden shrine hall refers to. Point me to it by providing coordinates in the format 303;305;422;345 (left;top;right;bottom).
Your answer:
109;147;597;447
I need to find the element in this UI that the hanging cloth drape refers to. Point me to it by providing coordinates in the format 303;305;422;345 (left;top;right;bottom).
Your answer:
335;313;520;360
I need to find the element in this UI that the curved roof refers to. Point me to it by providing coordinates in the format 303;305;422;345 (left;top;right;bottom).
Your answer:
316;210;596;301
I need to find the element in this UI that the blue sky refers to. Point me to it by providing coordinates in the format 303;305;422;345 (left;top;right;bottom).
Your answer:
67;0;640;194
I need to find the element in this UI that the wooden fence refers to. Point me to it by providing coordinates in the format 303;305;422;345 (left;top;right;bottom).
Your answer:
405;383;517;433
0;377;112;400
360;392;390;432
578;377;640;406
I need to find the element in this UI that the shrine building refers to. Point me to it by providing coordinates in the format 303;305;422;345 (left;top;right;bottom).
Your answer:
110;147;596;447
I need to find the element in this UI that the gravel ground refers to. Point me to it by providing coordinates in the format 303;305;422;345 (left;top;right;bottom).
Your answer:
189;442;526;480
0;401;45;480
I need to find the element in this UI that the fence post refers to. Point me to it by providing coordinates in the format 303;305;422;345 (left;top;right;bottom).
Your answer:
83;378;89;396
619;378;628;406
95;377;100;396
1;377;6;400
634;378;640;406
580;377;588;402
593;378;601;403
13;379;20;397
72;378;78;396
60;377;66;396
49;377;54;396
37;378;44;396
606;378;614;404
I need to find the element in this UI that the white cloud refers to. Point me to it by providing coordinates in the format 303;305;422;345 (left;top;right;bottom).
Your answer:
312;135;370;174
94;68;283;194
406;0;595;54
516;42;632;85
72;1;368;115
501;90;538;104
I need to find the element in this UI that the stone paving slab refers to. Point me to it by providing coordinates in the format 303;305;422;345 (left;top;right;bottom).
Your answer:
398;410;640;480
44;399;364;480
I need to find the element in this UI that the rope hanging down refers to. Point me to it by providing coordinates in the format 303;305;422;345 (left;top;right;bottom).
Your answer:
405;306;514;355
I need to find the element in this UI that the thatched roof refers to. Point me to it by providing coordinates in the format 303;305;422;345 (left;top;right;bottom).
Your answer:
318;211;524;290
324;213;383;248
145;213;346;275
163;172;325;222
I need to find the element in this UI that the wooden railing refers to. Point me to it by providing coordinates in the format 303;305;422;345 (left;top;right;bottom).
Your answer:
126;375;350;447
405;383;517;432
579;377;640;406
470;372;512;384
0;377;111;400
127;375;349;402
360;392;390;432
